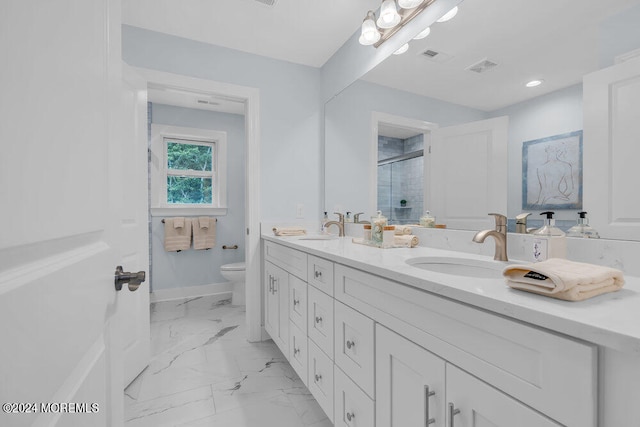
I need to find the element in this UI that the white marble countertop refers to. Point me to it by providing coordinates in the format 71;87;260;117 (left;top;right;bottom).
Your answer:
263;234;640;356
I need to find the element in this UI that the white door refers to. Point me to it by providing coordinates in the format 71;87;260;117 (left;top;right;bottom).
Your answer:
376;325;446;427
583;56;640;240
0;1;145;426
119;67;151;386
445;365;561;427
430;117;508;230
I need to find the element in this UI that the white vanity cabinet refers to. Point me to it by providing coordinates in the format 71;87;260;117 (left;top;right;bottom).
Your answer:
264;260;289;355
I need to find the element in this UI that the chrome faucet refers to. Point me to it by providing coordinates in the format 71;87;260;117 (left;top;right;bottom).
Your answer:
353;212;370;225
473;213;508;261
515;213;531;234
324;212;345;236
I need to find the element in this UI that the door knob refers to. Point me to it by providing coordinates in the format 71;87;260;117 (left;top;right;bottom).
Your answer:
114;266;146;292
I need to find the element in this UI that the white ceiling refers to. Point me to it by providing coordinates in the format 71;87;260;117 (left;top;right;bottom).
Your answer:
123;0;381;68
125;0;640;112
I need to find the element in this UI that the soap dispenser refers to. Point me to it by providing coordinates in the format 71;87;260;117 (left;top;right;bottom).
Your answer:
567;211;600;238
321;211;329;231
532;211;566;262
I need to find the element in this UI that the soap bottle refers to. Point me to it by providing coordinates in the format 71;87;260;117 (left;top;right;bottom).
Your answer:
532;211;567;262
566;211;600;238
321;211;329;232
371;210;388;246
345;211;353;223
420;211;435;228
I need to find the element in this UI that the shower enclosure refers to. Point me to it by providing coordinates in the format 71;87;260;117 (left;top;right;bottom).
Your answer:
377;134;424;224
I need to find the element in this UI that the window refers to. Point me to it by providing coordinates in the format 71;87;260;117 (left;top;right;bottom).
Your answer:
151;125;227;216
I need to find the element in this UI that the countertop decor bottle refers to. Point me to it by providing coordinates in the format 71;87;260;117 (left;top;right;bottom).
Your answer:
363;224;372;243
567;211;600;238
382;226;395;248
371;210;388;245
420;211;435;228
532;211;567;262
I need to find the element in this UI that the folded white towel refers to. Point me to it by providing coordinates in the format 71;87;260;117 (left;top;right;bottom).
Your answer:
193;216;216;250
273;227;307;236
503;258;625;301
164;218;192;252
173;217;185;229
394;235;419;248
394;226;412;235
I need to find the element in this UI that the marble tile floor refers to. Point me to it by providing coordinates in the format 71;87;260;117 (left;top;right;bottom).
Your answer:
124;295;332;427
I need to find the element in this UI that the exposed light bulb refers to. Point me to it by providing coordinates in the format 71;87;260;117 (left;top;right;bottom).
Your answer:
436;6;458;22
359;11;381;45
413;27;431;40
526;80;543;88
377;0;401;29
393;43;409;55
398;0;423;9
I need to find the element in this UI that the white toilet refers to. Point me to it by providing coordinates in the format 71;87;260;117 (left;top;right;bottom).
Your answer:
221;262;246;305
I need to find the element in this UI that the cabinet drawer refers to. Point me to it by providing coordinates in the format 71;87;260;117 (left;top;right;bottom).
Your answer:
308;339;334;423
264;240;307;281
289;275;307;332
308;255;334;296
334;301;374;398
335;264;597;427
308;285;334;358
289;321;308;387
334;366;374;427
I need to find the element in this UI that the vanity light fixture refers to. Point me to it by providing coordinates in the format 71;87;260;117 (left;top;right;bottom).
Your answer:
436;5;458;22
526;79;543;87
358;1;458;48
393;43;410;55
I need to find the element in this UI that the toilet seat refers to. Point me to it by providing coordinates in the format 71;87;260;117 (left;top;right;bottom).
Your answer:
221;262;245;272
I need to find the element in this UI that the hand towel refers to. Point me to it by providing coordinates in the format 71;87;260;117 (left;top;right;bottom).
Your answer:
394;235;419;248
503;258;625;301
164;218;192;252
394;226;413;235
173;217;185;229
273;227;307;236
193;216;216;250
198;216;210;229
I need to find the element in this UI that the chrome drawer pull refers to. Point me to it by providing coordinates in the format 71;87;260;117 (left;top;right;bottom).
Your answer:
448;403;460;427
346;340;355;349
346;412;355;422
425;385;436;426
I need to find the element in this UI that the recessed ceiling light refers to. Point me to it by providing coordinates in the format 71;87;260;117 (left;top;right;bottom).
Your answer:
413;27;431;40
526;80;543;88
437;6;458;23
394;43;409;55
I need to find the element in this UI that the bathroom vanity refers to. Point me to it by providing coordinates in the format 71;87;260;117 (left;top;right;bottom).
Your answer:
262;234;640;427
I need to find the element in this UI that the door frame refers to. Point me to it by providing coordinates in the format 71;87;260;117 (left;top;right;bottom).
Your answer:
370;112;439;216
129;67;262;342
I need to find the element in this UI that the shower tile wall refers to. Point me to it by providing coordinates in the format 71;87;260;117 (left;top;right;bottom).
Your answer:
378;135;424;224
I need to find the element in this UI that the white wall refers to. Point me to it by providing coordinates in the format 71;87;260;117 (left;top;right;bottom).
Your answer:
122;25;323;222
489;84;583;225
325;79;488;216
150;104;245;291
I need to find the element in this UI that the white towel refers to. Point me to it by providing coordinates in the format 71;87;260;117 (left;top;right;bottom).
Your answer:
164;218;192;252
394;226;413;235
273;227;307;236
193;216;216;250
503;258;625;301
394;235;419;248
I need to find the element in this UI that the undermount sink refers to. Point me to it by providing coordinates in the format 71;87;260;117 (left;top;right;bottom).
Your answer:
406;256;511;279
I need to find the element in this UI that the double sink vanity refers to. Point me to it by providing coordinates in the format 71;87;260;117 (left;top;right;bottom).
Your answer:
262;232;640;427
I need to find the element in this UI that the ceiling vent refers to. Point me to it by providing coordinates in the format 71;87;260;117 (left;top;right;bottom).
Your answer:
253;0;278;6
420;49;453;63
466;58;499;74
197;99;220;106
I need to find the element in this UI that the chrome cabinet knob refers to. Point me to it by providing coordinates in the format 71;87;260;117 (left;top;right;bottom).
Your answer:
346;340;355;349
314;374;322;382
293;299;299;306
315;316;322;324
314;270;322;278
346;412;355;422
294;347;300;355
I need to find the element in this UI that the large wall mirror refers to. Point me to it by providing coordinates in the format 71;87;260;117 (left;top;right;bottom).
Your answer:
324;0;640;237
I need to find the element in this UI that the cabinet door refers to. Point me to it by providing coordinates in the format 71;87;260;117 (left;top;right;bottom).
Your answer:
289;274;307;332
308;339;335;423
334;366;375;427
264;261;289;355
289;321;308;387
376;325;446;427
308;285;334;358
446;365;561;427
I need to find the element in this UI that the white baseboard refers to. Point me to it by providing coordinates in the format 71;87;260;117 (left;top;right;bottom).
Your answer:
150;281;234;303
